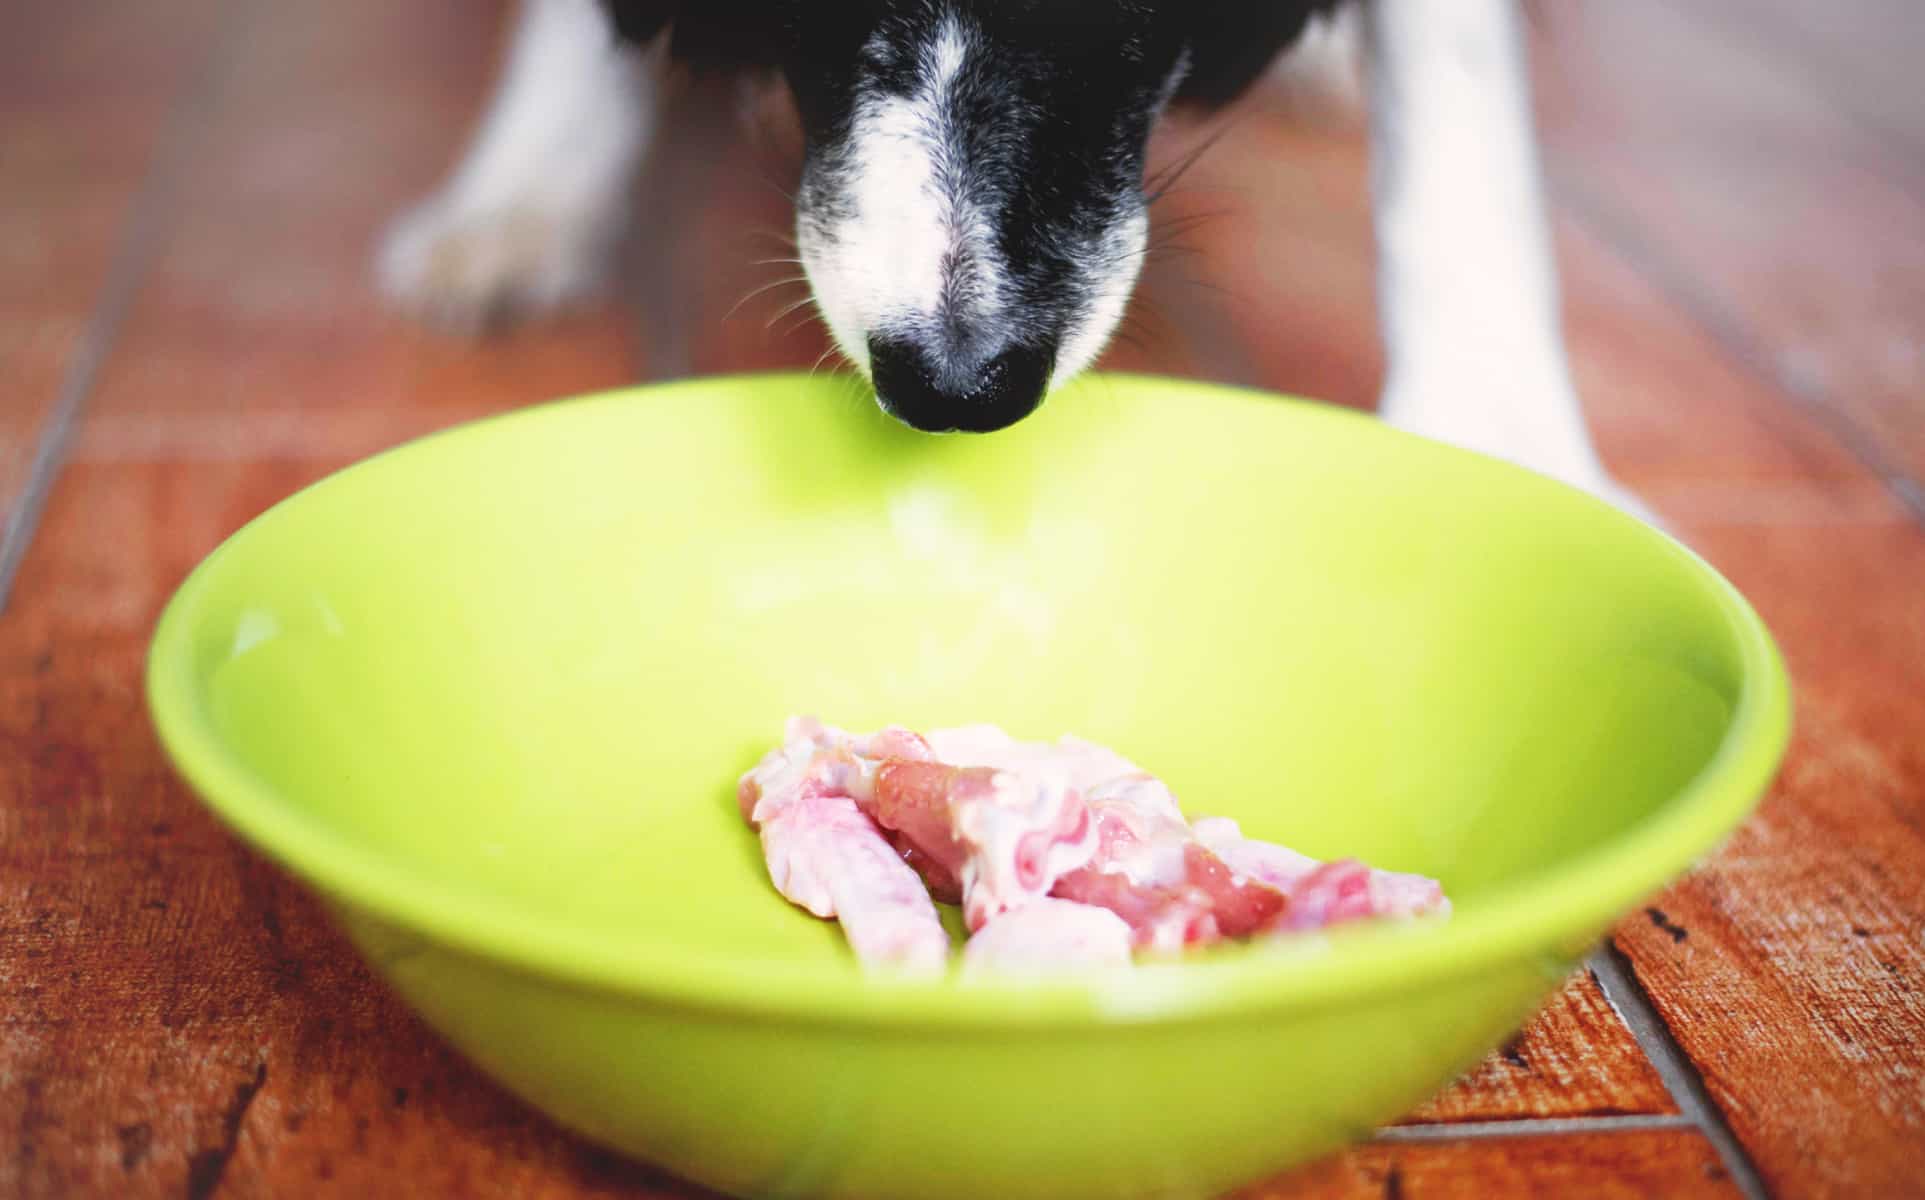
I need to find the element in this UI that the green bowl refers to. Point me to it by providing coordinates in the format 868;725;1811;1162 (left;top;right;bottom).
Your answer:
147;372;1788;1200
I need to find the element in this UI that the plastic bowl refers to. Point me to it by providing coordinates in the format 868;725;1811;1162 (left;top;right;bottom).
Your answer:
147;373;1789;1199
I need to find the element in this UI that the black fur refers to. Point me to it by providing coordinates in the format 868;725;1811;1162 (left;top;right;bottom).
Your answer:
1176;0;1348;107
598;0;1348;431
602;1;1343;113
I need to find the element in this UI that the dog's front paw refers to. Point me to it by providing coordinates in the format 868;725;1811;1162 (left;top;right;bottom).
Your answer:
1381;377;1661;527
377;195;612;332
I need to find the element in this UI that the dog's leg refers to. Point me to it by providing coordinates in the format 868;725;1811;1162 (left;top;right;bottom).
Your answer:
379;0;660;329
1364;0;1649;518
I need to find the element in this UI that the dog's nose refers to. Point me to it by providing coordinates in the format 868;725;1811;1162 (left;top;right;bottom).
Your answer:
868;335;1054;433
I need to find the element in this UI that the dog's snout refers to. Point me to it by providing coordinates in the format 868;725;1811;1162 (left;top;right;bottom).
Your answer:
869;336;1054;434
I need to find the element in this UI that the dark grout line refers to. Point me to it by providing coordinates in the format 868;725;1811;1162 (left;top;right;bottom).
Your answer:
1589;947;1773;1200
1894;476;1925;519
1373;1113;1695;1143
1550;171;1925;531
0;0;252;615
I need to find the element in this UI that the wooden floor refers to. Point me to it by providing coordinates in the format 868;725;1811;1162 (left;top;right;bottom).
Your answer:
4;3;1922;1197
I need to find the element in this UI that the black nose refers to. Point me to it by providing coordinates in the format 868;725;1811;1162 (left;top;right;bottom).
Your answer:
868;336;1054;433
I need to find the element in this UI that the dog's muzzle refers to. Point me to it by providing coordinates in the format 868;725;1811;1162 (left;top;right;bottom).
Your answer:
868;335;1056;434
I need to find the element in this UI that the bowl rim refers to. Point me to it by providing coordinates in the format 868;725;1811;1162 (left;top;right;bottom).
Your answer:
145;370;1792;1028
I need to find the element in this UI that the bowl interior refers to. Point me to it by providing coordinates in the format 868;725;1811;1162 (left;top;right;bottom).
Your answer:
156;373;1775;999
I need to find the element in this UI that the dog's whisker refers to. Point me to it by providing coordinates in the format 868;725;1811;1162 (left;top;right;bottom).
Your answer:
743;228;802;252
1147;208;1235;242
1182;276;1236;300
1144;113;1246;207
1117;297;1196;372
776;306;831;342
753;174;800;206
1107;322;1150;355
721;274;810;324
765;293;822;333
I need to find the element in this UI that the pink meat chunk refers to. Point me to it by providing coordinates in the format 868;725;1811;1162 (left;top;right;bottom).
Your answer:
1192;816;1452;927
756;791;951;973
961;898;1134;975
736;718;1450;972
867;758;1097;931
737;715;932;825
738;721;948;974
1049;785;1290;952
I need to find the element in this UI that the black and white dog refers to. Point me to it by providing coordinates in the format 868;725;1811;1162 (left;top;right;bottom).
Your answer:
380;0;1643;514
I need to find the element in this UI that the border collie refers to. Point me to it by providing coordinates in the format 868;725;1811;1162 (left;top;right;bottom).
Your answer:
380;0;1645;515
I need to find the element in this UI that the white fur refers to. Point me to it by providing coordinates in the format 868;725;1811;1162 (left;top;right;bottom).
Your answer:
798;14;1150;387
379;0;658;328
1051;208;1148;388
1269;4;1365;112
1364;0;1648;517
800;17;1005;375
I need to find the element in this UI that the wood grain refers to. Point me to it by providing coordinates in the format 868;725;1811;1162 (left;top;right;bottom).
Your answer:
65;0;635;442
1144;97;1384;409
0;0;224;538
0;5;640;1192
1716;0;1925;169
1534;0;1925;493
1401;971;1673;1125
1239;1129;1742;1200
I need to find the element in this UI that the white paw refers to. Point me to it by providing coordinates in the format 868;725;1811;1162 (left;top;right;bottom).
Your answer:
377;195;613;332
1382;379;1661;527
1570;471;1663;528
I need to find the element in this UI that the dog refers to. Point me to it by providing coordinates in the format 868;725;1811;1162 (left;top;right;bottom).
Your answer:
379;0;1646;515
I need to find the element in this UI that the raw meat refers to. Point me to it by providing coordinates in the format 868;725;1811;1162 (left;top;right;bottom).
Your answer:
865;757;1097;931
1048;777;1289;952
736;718;1450;973
737;718;949;974
961;899;1135;975
1192;817;1451;928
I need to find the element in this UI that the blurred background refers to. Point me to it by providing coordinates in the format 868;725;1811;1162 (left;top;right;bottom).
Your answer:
4;3;1922;1197
4;1;1919;527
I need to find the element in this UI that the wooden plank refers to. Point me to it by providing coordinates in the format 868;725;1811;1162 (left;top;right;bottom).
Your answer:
1239;1129;1742;1200
0;6;637;1195
1553;209;1882;501
67;0;636;437
0;626;699;1197
1532;0;1925;494
1126;71;1884;497
1604;514;1925;1200
1402;971;1673;1124
1528;12;1925;1189
1702;0;1925;170
0;0;605;1191
1148;100;1384;408
0;0;223;542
